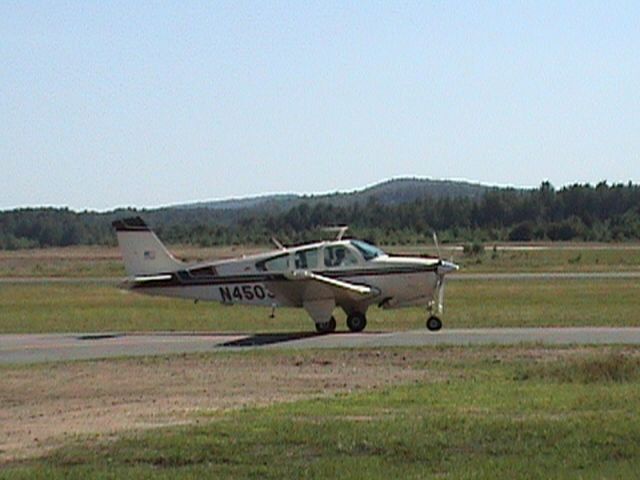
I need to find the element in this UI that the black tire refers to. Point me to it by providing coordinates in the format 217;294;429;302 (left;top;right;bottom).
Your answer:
315;316;337;334
426;316;442;332
346;313;367;333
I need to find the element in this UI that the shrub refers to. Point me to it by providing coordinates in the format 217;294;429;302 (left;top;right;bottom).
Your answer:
508;222;534;241
463;242;485;256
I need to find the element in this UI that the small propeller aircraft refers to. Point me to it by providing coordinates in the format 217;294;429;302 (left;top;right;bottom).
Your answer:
112;217;459;333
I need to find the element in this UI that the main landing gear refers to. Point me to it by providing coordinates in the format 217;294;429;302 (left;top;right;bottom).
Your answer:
346;312;367;333
426;315;442;332
315;316;337;334
315;313;368;334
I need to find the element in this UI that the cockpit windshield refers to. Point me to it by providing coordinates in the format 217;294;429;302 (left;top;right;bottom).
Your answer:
350;240;386;261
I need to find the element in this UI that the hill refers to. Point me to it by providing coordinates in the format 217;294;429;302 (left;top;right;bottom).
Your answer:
175;177;495;212
1;179;639;249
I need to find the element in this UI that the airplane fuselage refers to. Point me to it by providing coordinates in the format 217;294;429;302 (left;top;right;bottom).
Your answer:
129;251;441;312
113;217;458;332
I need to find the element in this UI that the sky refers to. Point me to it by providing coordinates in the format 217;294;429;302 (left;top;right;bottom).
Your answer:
1;1;639;211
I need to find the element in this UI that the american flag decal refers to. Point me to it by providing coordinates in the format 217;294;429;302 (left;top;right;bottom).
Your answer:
144;250;156;260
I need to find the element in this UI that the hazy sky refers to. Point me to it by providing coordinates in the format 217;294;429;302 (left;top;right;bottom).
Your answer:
2;1;639;211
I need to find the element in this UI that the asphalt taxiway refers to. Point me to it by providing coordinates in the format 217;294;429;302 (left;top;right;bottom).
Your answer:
3;327;640;364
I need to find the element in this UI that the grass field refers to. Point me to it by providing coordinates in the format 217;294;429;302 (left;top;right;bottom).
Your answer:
4;347;640;479
2;245;640;478
395;243;640;273
1;243;640;278
2;278;640;333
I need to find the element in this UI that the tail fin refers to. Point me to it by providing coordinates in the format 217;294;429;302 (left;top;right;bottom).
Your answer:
112;217;184;276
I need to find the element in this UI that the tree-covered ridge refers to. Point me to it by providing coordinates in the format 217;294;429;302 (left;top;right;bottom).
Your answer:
1;181;639;249
175;177;491;211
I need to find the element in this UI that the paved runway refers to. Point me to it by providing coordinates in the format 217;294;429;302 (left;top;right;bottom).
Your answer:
3;327;640;364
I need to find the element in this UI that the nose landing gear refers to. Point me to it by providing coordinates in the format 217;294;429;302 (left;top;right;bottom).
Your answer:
426;315;442;331
426;270;447;332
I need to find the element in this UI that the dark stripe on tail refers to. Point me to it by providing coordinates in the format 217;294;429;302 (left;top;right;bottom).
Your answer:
112;217;150;232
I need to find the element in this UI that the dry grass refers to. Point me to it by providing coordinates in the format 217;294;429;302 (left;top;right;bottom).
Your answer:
0;245;269;278
516;350;640;383
2;243;640;277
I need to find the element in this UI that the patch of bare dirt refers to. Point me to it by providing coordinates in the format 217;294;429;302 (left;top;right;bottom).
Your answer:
0;349;444;462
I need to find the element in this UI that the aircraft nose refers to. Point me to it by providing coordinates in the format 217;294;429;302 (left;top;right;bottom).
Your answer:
438;260;459;274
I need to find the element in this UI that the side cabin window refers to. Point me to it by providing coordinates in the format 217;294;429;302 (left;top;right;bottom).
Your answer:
188;266;218;277
323;245;360;268
256;254;290;272
350;240;385;261
294;248;319;270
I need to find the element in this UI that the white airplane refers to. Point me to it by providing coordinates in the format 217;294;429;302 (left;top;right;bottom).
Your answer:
112;217;459;333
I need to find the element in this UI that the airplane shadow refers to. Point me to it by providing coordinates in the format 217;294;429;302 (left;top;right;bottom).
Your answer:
218;330;384;347
73;331;317;347
219;332;318;347
76;333;125;341
74;330;382;348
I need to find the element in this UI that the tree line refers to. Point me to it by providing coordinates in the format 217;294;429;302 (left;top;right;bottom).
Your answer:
1;181;639;249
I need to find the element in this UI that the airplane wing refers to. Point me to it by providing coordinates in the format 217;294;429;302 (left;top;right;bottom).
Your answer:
283;270;373;296
132;274;173;283
272;269;379;324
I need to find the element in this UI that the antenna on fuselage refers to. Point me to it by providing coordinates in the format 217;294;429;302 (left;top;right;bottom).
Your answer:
271;237;286;250
433;231;456;263
432;232;442;260
322;225;349;241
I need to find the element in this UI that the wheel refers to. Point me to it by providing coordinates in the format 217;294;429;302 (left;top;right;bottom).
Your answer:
346;313;367;333
426;316;442;332
315;316;337;334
